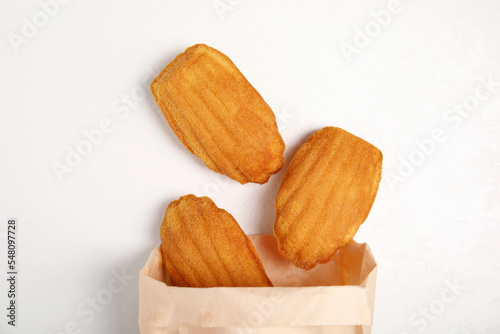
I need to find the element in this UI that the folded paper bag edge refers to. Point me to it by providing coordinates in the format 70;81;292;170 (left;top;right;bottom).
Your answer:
138;234;377;332
178;324;373;334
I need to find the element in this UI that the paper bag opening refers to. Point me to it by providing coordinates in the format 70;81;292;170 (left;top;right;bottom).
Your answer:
139;234;377;334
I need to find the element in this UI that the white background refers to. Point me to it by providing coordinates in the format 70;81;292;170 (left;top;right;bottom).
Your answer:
1;0;499;333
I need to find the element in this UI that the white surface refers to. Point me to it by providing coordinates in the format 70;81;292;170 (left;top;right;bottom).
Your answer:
1;0;499;333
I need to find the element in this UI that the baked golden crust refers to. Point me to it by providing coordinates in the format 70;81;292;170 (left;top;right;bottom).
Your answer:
151;44;285;184
160;194;273;287
274;127;383;270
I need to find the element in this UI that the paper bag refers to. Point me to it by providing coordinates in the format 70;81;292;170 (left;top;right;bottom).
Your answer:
139;234;377;334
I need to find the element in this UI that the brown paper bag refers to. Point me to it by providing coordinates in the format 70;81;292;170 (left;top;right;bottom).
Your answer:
139;234;377;334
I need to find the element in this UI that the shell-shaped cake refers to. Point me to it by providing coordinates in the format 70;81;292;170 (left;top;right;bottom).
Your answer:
160;194;273;287
151;44;285;184
274;127;383;270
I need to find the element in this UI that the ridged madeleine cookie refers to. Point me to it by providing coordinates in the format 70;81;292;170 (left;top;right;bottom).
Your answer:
151;44;285;184
274;127;383;270
160;194;273;287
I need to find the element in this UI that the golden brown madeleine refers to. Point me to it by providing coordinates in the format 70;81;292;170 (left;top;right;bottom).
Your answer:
274;127;383;270
151;44;285;184
160;194;273;287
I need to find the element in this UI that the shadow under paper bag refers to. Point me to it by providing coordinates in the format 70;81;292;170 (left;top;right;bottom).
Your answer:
138;234;377;334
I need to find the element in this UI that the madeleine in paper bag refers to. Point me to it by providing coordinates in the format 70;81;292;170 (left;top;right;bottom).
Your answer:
160;194;272;288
